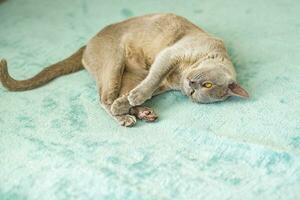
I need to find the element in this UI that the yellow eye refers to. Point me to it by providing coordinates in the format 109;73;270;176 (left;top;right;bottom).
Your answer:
202;82;213;88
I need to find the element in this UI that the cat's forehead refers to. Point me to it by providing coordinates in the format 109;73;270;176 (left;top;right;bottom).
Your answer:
195;67;232;85
205;70;228;84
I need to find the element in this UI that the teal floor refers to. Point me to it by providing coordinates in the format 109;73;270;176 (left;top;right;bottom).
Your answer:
0;0;300;199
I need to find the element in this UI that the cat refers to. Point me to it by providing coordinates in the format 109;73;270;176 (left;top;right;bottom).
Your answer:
0;13;249;127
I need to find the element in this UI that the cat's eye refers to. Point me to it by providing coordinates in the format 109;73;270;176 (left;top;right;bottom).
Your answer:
202;82;213;88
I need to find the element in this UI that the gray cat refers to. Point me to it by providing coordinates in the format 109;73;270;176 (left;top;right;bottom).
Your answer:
0;13;249;127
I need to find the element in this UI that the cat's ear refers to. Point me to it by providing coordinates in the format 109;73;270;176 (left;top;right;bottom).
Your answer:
228;82;249;98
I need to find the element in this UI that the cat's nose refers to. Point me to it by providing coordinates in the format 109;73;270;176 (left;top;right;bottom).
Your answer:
188;80;199;89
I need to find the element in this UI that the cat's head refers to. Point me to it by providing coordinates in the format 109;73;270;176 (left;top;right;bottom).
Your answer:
181;58;249;103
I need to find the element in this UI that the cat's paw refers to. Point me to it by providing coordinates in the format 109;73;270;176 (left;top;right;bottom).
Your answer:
128;87;151;106
130;106;158;122
116;114;136;127
111;96;131;115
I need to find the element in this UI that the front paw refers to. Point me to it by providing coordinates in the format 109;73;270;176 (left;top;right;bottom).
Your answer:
128;87;150;106
111;96;131;115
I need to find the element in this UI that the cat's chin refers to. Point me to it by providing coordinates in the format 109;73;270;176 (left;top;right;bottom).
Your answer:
191;95;230;104
189;89;195;96
182;85;195;98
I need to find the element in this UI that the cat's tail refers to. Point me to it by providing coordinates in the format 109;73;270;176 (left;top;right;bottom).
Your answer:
0;46;86;91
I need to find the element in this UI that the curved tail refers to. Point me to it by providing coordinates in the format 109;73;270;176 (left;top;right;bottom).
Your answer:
0;46;86;91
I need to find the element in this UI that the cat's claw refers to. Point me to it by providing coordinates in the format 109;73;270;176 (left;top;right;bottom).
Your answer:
116;114;136;127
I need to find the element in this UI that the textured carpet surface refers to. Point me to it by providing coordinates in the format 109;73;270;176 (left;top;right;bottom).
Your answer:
0;0;300;199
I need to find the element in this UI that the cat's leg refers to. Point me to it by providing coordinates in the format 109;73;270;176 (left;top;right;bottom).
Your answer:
111;95;158;122
129;86;170;121
110;78;171;116
98;57;125;105
84;38;137;127
83;37;125;105
101;102;136;127
111;82;170;118
131;85;170;122
97;68;170;125
110;71;169;121
127;47;179;106
110;94;132;116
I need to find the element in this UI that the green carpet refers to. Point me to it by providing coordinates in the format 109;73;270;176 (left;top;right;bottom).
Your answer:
0;0;300;199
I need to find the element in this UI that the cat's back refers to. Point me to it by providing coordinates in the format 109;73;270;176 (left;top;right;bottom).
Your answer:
96;13;204;47
117;14;204;63
100;13;201;35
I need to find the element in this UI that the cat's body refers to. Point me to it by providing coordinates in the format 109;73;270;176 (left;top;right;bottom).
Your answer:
0;13;249;126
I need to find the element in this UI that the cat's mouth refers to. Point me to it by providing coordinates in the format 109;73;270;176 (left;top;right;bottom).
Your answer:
189;89;195;97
